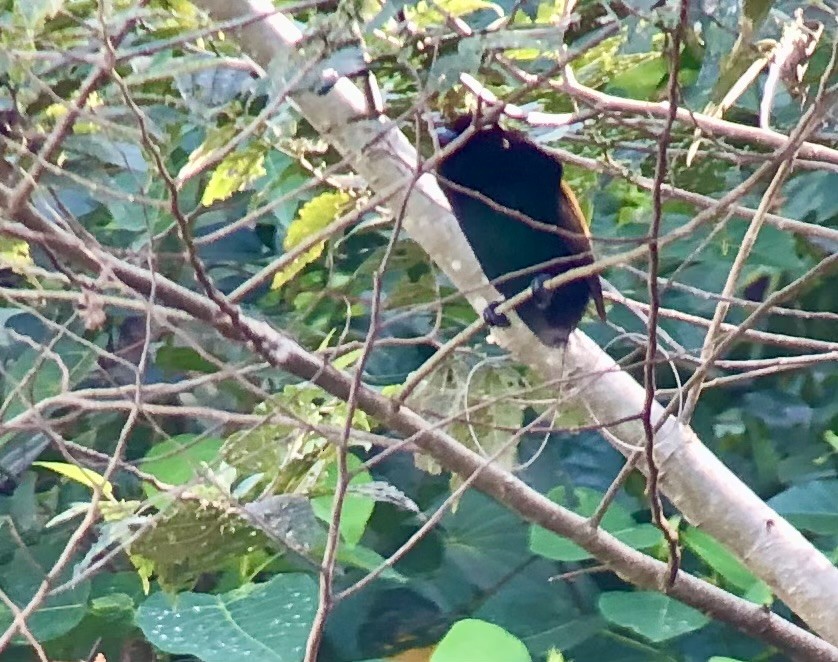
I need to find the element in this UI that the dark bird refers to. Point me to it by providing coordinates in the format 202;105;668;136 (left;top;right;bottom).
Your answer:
436;114;606;346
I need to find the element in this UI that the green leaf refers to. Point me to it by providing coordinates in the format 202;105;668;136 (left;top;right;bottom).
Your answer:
156;346;219;373
431;619;532;662
140;434;225;496
1;350;63;421
476;569;604;652
681;527;768;595
748;225;807;274
530;487;661;561
0;541;91;643
742;580;774;606
598;592;709;642
136;574;317;661
337;543;404;582
606;57;668;98
768;480;838;535
89;592;135;620
311;454;374;546
782;172;838;223
2;337;99;423
446;491;529;568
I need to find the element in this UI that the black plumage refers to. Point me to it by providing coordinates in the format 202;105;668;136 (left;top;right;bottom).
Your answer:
435;115;606;346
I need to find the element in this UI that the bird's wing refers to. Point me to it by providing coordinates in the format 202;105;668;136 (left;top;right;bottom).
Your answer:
558;180;607;321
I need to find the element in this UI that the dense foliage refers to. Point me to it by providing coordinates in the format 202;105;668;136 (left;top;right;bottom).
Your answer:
0;0;836;660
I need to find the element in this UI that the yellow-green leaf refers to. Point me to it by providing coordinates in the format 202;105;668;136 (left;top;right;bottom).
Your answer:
333;349;361;370
33;461;115;500
546;649;565;662
0;237;32;273
271;191;353;290
201;141;266;206
283;191;353;249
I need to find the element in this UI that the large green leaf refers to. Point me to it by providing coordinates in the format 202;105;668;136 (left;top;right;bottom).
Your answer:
598;592;709;642
140;434;225;496
0;541;91;643
311;453;375;546
136;573;317;661
431;619;532;662
682;526;770;600
529;487;661;561
768;480;838;535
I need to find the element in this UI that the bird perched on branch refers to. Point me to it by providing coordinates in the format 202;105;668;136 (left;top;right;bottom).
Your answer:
435;114;606;346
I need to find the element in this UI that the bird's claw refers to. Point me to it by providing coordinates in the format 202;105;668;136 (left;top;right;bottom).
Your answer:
531;273;553;310
483;301;511;328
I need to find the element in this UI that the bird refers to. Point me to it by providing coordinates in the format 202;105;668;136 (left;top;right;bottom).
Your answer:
435;114;606;346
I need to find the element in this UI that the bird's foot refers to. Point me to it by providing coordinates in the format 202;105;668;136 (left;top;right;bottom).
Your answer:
482;301;511;328
530;273;554;310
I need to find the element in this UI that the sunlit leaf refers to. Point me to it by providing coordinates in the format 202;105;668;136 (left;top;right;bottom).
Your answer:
271;190;353;290
33;461;114;500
